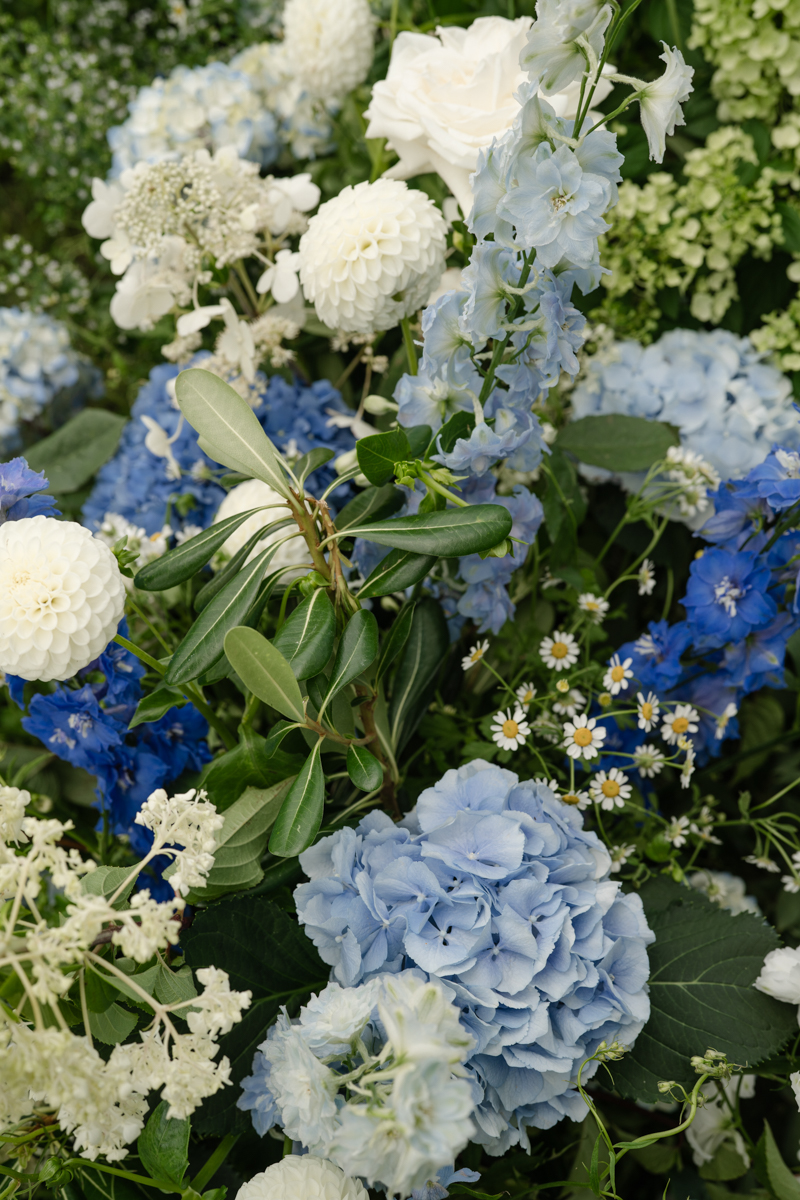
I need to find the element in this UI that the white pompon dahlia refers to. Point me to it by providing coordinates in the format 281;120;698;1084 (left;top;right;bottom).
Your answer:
282;0;375;101
299;180;447;334
236;1157;368;1200
0;516;125;682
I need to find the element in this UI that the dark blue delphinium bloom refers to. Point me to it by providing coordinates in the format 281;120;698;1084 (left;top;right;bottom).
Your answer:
0;456;59;522
742;447;800;512
682;547;776;649
615;620;692;693
722;612;796;692
700;478;772;544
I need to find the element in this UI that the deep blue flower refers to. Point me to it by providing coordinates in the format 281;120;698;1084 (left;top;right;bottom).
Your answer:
683;547;776;649
615;620;692;693
744;447;800;512
722;612;797;692
700;478;773;545
0;457;59;522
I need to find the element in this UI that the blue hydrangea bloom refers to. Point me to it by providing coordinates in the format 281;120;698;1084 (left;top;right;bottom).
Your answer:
83;358;356;536
683;547;776;649
0;457;59;522
295;762;654;1152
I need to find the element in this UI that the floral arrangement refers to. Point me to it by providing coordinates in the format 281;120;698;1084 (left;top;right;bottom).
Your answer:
6;1;800;1198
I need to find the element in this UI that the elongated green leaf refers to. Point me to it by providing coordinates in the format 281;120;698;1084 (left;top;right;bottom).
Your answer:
375;602;415;685
357;429;411;486
359;549;436;600
322;609;378;709
187;780;294;901
334;484;404;533
176;368;291;498
406;424;433;459
224;626;305;722
128;686;187;730
269;741;324;856
273;590;336;680
26;409;126;493
193;519;294;613
263;720;301;757
557;414;679;472
138;1102;189;1188
294;446;335;483
611;880;796;1103
754;1121;800;1200
389;597;449;752
355;504;512;556
307;672;328;713
165;546;275;685
346;744;383;791
134;507;269;591
428;410;475;457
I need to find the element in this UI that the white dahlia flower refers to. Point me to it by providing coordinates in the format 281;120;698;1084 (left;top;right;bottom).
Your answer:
213;479;308;575
282;0;375;101
0;516;125;682
299;179;448;334
236;1156;368;1200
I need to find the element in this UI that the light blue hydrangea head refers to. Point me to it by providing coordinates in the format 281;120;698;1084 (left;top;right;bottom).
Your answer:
294;761;655;1153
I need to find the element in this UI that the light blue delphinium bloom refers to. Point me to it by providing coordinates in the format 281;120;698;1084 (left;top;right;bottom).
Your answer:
410;1166;482;1200
294;763;655;1153
395;367;478;433
458;481;544;634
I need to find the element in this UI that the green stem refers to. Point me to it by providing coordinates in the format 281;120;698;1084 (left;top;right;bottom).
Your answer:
417;469;469;508
114;633;166;675
191;1134;240;1192
400;316;418;376
61;1162;177;1191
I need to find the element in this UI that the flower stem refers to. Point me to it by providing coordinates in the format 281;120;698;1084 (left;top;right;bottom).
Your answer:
191;1135;240;1192
400;316;418;376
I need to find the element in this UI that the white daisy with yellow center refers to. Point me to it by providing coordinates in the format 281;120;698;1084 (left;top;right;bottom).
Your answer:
636;691;660;732
490;705;531;752
461;639;489;672
578;592;609;623
515;681;537;707
637;558;656;596
633;742;666;778
540;631;579;671
562;714;607;760
589;768;632;811
661;703;699;745
602;654;633;696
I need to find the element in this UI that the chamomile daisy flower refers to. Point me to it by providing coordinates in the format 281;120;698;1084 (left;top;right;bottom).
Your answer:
559;788;591;809
666;816;690;847
462;640;489;671
744;855;780;873
714;702;737;739
633;743;666;778
578;593;609;623
603;654;634;695
680;742;696;789
661;704;699;745
636;691;660;732
540;631;579;671
610;844;636;873
589;768;631;810
637;559;656;596
515;682;537;707
553;688;587;717
563;714;607;761
490;706;531;751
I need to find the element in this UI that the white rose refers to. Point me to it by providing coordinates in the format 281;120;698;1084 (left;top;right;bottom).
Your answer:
364;15;613;215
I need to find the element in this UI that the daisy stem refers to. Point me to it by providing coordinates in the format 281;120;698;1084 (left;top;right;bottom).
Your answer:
400;316;418;376
481;659;519;704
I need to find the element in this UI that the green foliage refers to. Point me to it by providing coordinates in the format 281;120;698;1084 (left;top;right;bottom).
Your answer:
272;591;336;681
134;508;269;592
137;1102;190;1189
224;627;305;723
25;409;126;493
359;549;438;599
185;781;294;901
128;687;188;730
334;483;405;532
356;429;413;486
375;602;416;685
182;897;328;1135
346;744;384;791
268;740;325;857
198;726;302;812
754;1120;800;1199
322;609;379;709
80;865;135;909
354;504;513;556
556;415;680;472
388;598;450;753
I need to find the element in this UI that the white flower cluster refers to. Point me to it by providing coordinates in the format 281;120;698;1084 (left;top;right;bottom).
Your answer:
240;972;476;1197
0;787;248;1160
282;0;375;102
238;1157;368;1200
97;512;170;586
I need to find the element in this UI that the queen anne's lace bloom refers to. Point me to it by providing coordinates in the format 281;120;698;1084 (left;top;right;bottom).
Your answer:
236;1157;368;1200
0;516;125;682
282;0;375;101
299;180;448;333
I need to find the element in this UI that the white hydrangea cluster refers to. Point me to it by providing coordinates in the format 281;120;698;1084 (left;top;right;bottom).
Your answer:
298;179;448;333
282;0;375;101
0;515;126;682
751;292;800;372
108;48;332;177
0;790;249;1159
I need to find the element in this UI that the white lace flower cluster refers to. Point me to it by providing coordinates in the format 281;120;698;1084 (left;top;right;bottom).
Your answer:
239;972;476;1197
82;146;320;346
0;787;249;1161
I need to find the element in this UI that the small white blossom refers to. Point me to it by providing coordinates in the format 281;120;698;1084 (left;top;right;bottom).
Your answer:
563;714;607;760
665;816;690;847
633;742;666;778
0;786;30;844
755;946;800;1011
715;702;738;739
578;592;609;623
589;768;631;811
462;640;489;671
637;558;656;596
691;870;759;917
636;691;660;732
490;706;531;751
603;654;634;695
635;44;695;163
680;741;696;789
540;631;579;671
134;787;224;898
665;446;721;518
515;681;537;707
744;854;780;874
610;843;637;873
552;687;587;717
661;704;699;745
559;787;591;810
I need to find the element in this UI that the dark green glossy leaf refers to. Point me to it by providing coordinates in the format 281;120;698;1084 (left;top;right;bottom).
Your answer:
307;672;328;713
356;429;412;486
294;446;335;483
322;609;379;709
164;546;276;685
193;520;294;613
427;410;475;457
269;741;324;857
334;484;404;533
405;424;433;459
556;414;680;472
223;627;305;723
355;504;512;556
134;507;269;592
346;744;383;791
273;590;336;680
138;1102;189;1188
779;201;800;254
26;409;126;493
186;779;294;901
389;597;450;752
375;602;415;685
128;686;187;730
199;726;303;811
263;720;300;757
358;549;437;600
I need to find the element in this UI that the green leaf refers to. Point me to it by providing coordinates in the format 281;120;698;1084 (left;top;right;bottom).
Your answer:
152;963;197;1007
375;602;415;685
273;591;336;680
269;741;324;857
556;414;679;472
428;410;475;457
293;446;335;483
134;507;270;592
182;896;328;1135
26;409;126;493
388;597;450;752
611;880;796;1103
322;609;379;708
406;424;433;458
186;780;294;901
778;201;800;254
734;692;785;782
88;1002;138;1046
224;627;305;722
355;504;512;556
75;1167;143;1200
128;686;188;730
81;865;136;909
754;1120;800;1199
307;671;328;713
358;549;437;600
165;546;276;686
346;744;383;791
176;368;291;498
334;484;404;532
193;521;294;613
199;726;302;811
356;429;411;486
138;1101;190;1188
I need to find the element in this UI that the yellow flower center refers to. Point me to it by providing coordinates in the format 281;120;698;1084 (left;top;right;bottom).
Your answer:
573;727;593;747
562;793;581;806
601;780;621;798
502;719;519;739
551;641;569;659
641;702;653;720
672;716;689;733
470;649;484;662
610;665;625;682
521;690;533;703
